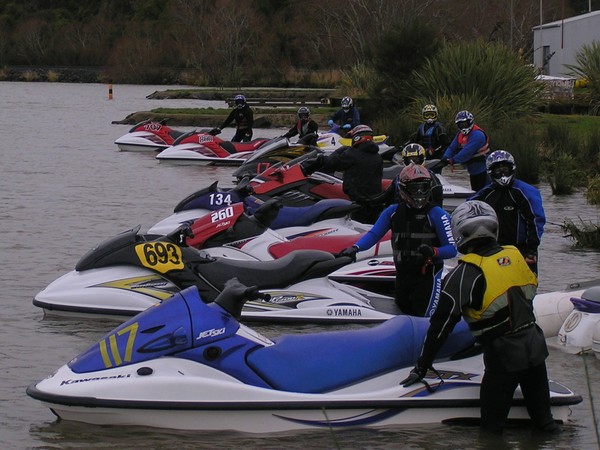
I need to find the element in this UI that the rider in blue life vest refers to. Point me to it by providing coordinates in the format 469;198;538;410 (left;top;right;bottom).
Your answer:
469;150;546;274
401;200;560;435
408;104;450;161
441;110;490;191
216;94;254;142
283;106;319;145
339;163;457;317
328;96;361;135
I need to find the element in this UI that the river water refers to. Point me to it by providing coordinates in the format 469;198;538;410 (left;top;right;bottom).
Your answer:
1;82;599;449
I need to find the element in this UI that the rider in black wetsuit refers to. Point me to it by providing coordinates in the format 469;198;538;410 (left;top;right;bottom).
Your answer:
217;94;254;142
401;200;560;435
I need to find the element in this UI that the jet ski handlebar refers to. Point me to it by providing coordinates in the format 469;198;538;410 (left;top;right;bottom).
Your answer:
214;278;271;320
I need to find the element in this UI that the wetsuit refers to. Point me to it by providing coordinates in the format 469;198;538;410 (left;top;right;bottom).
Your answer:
470;179;545;273
320;140;383;224
353;202;456;316
416;243;556;433
220;104;254;142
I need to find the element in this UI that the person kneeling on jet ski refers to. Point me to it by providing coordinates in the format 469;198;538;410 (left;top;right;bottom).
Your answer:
401;200;561;435
338;163;457;317
303;124;383;224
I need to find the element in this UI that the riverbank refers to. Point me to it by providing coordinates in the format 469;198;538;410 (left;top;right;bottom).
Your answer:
112;87;339;128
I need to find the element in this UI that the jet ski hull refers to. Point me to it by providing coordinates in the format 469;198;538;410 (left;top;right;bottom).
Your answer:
27;355;580;433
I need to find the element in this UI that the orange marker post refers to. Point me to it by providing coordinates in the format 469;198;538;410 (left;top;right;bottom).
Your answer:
108;81;113;100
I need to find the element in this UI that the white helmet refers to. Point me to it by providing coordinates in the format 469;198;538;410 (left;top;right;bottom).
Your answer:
451;200;498;253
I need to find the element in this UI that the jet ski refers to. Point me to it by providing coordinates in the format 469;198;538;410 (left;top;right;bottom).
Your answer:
155;129;276;166
316;124;397;160
114;119;186;152
544;282;600;356
32;223;396;322
27;279;582;433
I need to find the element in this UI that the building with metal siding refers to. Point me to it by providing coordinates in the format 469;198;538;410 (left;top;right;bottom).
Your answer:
532;10;600;77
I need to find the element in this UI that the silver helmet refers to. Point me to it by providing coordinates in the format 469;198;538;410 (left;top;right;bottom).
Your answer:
451;200;498;253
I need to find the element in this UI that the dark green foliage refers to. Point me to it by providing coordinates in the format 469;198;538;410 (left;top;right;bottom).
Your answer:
565;41;600;114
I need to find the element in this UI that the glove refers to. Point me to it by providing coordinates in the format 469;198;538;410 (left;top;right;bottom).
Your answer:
524;251;538;265
342;124;351;129
327;119;334;127
338;245;359;262
417;244;437;259
400;364;428;387
212;127;222;135
300;154;323;175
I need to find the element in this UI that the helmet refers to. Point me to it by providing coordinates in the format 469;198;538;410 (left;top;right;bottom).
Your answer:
486;150;516;187
348;124;373;147
397;163;432;209
422;104;438;124
455;110;474;135
234;94;246;109
401;143;426;166
297;106;310;122
451;200;498;253
341;96;354;111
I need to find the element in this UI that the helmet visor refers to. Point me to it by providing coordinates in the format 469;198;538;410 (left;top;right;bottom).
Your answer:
491;165;513;178
404;155;425;166
405;181;431;196
298;113;309;121
423;111;436;120
456;120;470;129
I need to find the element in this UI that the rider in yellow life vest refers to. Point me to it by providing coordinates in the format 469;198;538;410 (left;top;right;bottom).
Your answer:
460;245;538;339
401;200;560;435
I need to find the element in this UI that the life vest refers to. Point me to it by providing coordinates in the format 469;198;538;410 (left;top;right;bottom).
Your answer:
295;120;311;137
457;125;490;161
418;123;438;151
391;203;439;265
460;246;537;339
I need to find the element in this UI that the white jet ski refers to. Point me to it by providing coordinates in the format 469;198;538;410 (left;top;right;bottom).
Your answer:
27;279;582;433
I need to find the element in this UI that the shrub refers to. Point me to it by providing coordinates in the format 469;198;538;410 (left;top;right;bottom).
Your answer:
586;175;600;205
561;218;600;248
565;41;600;114
410;40;544;125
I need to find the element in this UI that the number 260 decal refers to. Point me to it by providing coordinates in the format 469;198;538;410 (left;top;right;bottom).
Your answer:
135;242;184;273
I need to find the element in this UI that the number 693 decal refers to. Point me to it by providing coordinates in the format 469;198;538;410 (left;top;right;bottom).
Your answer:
134;242;184;273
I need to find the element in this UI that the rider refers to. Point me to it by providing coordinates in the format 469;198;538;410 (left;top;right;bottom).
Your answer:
283;106;319;145
441;110;490;191
401;200;560;435
339;163;457;317
327;96;361;135
469;150;546;274
408;104;449;161
304;124;383;224
394;143;443;208
216;94;254;142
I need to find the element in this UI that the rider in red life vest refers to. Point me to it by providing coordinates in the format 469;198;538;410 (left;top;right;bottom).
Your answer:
442;110;490;191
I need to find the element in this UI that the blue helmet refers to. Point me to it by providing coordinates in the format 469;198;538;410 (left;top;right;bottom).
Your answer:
455;110;474;135
234;94;246;109
486;150;516;187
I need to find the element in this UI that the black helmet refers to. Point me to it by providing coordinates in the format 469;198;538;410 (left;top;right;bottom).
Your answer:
297;106;310;122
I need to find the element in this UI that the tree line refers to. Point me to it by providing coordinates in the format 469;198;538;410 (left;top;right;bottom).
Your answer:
0;0;592;86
